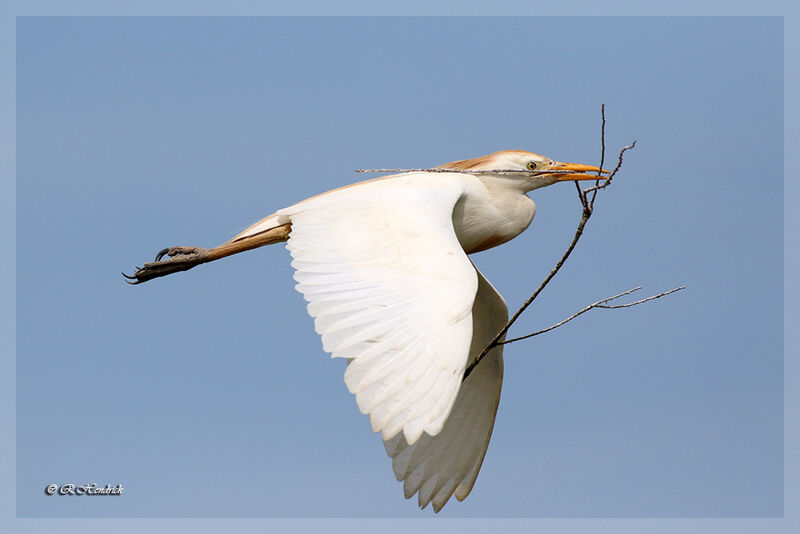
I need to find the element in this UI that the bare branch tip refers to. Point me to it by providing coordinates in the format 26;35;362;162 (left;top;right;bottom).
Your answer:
597;285;686;309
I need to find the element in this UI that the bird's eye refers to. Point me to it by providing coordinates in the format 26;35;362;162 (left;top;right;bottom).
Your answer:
526;161;538;170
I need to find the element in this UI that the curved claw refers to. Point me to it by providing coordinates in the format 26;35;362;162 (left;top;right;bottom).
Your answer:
154;248;171;262
122;270;141;284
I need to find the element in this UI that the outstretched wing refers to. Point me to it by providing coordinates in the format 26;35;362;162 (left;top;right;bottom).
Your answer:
278;173;478;445
383;268;507;512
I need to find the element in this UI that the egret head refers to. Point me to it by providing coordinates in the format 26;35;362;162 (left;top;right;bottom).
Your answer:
439;150;610;191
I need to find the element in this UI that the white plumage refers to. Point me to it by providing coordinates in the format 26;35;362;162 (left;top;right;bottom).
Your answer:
221;150;607;511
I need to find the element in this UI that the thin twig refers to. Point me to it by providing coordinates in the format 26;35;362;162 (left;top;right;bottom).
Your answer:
588;104;607;208
500;287;642;344
583;140;637;195
355;168;597;176
596;286;685;309
499;286;685;345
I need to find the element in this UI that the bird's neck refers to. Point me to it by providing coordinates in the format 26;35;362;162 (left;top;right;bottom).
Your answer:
452;176;536;254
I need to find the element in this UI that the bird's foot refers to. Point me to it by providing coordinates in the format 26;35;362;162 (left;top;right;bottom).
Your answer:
123;246;209;285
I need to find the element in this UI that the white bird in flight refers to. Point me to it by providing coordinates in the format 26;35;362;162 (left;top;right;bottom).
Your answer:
126;150;609;511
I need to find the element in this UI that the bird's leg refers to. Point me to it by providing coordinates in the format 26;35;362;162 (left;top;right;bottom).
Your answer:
123;223;292;285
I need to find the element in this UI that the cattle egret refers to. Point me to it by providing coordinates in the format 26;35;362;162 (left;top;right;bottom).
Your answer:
125;150;609;511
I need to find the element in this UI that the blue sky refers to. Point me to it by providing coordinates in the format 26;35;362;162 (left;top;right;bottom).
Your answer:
3;3;798;534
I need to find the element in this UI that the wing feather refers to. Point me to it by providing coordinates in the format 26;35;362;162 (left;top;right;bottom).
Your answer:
383;268;507;511
278;173;479;444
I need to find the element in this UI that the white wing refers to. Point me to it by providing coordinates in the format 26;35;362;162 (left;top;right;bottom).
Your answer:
383;268;507;512
277;173;479;445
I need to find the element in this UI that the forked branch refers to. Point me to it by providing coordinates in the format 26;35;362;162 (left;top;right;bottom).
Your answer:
464;105;679;381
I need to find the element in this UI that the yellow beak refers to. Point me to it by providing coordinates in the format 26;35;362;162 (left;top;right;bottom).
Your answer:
550;161;611;181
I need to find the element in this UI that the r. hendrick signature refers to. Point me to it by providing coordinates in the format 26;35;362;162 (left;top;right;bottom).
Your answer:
45;483;123;496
